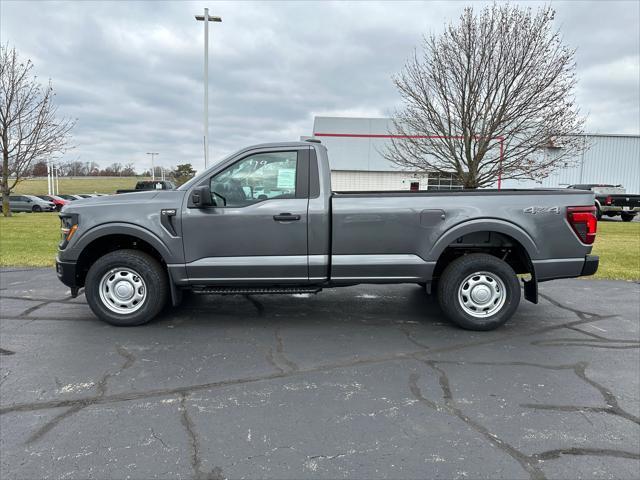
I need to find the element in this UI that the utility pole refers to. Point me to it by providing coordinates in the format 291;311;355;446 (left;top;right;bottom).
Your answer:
146;152;159;180
195;8;222;170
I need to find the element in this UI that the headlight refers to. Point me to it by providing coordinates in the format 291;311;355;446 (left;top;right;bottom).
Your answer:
59;213;79;249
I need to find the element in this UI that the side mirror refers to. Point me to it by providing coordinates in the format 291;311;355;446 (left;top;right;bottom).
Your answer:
191;185;214;208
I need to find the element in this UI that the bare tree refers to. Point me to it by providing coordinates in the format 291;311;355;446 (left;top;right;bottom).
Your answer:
121;163;137;176
386;4;587;188
0;45;74;215
31;160;48;177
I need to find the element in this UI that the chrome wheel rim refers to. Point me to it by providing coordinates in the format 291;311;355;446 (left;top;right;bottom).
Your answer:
458;271;506;318
99;268;146;314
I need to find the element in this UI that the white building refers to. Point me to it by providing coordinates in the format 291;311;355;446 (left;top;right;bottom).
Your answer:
310;116;640;193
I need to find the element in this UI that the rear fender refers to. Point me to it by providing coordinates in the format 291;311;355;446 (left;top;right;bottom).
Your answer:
427;218;539;262
428;218;539;303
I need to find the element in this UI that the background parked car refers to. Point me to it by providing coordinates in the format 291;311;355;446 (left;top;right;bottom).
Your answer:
36;195;69;211
3;195;55;212
58;194;84;201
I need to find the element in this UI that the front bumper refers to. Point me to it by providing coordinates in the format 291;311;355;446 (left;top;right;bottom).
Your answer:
56;257;78;288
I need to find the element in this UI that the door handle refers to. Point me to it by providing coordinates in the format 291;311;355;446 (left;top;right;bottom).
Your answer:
273;213;301;222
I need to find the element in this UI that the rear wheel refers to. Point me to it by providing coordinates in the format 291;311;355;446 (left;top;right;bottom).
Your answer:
595;205;602;220
437;253;521;331
85;249;168;326
621;212;635;222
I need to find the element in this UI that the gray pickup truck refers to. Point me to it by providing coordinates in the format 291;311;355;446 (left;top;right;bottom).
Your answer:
56;140;599;330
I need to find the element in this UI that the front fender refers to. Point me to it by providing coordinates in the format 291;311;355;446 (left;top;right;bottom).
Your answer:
62;222;177;263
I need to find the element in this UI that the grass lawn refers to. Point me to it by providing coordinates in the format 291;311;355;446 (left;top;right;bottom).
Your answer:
590;220;640;281
12;176;151;195
1;213;639;280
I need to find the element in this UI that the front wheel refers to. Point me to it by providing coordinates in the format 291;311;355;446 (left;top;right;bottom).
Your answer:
85;249;168;326
32;205;42;212
437;253;521;331
621;212;635;222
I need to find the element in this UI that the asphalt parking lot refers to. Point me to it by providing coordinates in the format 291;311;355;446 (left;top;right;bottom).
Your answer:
1;268;639;480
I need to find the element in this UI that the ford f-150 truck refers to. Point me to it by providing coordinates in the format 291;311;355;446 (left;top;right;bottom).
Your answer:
56;140;599;330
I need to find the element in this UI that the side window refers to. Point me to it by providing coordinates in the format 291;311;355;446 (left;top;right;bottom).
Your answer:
210;151;298;207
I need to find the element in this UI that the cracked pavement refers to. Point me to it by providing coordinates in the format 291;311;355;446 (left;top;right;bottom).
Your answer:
0;268;639;479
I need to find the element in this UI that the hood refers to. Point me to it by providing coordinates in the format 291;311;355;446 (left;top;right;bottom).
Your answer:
60;190;185;213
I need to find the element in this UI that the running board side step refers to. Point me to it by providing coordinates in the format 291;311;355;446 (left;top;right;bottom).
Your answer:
192;286;322;295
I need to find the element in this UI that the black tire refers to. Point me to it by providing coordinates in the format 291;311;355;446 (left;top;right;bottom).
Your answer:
621;212;635;222
32;205;42;212
85;249;168;326
595;205;602;221
437;253;521;331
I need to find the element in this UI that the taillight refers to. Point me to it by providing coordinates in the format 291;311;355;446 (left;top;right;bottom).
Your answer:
567;206;597;245
605;195;612;205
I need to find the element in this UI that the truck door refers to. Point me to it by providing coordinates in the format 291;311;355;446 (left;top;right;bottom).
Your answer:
181;147;310;284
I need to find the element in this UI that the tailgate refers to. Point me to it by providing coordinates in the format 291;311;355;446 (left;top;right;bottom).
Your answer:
609;195;640;208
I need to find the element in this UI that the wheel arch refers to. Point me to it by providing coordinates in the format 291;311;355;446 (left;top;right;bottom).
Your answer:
69;223;162;275
429;219;539;303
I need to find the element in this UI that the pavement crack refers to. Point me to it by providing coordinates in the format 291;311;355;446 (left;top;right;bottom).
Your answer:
265;348;285;374
274;327;299;373
18;300;56;318
566;325;612;340
432;360;640;426
538;293;608;321
24;345;136;445
96;345;136;397
0;369;11;387
534;447;640;461
150;427;170;449
1;295;76;304
0;347;16;355
531;338;639;349
243;295;264;316
179;393;204;480
519;361;639;425
398;325;430;350
0;351;420;415
410;361;547;480
25;403;88;445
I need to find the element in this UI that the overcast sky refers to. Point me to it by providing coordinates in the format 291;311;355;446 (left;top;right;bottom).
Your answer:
1;0;639;171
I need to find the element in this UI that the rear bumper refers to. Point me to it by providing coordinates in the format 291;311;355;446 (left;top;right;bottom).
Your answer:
56;257;78;288
600;206;640;214
533;255;599;282
581;255;599;276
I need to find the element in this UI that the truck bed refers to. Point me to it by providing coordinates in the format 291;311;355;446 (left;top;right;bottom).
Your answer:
329;188;595;283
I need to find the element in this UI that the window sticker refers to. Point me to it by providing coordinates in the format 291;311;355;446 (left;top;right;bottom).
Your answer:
277;168;296;189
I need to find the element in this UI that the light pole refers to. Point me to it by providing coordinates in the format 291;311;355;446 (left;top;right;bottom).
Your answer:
146;152;159;180
195;8;222;170
47;160;52;195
